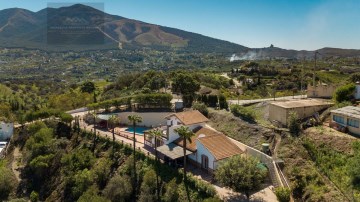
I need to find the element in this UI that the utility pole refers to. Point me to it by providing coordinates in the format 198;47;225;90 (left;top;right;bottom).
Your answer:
313;51;318;87
301;57;305;98
273;81;276;101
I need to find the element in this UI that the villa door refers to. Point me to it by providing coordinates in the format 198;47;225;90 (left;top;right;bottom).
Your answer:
201;155;209;170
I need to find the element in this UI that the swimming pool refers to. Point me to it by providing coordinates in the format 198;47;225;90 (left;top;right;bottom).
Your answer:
125;126;149;135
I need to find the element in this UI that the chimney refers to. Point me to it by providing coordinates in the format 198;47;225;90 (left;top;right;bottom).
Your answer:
166;119;172;140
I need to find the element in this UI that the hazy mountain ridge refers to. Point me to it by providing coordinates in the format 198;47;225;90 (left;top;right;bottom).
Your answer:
233;46;360;61
0;4;359;58
0;4;248;53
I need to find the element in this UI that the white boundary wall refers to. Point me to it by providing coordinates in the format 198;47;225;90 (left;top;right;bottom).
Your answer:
117;112;173;127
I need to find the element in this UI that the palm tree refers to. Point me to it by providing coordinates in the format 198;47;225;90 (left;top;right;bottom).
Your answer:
108;115;121;157
127;114;142;188
147;128;163;200
174;126;195;180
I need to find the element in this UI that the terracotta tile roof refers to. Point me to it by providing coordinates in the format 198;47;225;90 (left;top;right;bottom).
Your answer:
174;127;218;151
167;110;209;125
198;134;244;160
175;127;244;160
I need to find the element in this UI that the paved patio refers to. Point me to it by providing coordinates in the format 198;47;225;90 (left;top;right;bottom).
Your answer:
77;118;149;154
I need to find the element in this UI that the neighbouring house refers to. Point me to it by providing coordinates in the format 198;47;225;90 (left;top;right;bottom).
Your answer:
330;106;360;136
269;99;333;126
144;110;244;173
0;141;7;157
0;122;13;141
96;114;114;128
307;83;337;98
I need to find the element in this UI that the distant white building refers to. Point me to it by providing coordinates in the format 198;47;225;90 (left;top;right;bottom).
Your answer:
144;110;244;173
355;82;360;100
307;83;337;98
0;122;14;140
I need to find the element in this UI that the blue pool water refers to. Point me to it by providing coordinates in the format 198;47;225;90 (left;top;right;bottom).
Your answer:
125;127;149;135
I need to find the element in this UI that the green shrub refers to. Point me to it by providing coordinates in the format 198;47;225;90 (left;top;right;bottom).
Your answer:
192;103;209;117
93;158;112;189
218;94;228;110
0;161;15;200
78;186;109;202
88;93;173;110
30;191;39;202
334;83;355;103
215;155;267;199
288;111;301;136
103;175;133;202
61;149;96;174
134;93;172;108
163;179;178;202
207;95;218;107
335;101;352;108
230;105;256;123
275;187;291;202
71;169;94;199
138;169;157;202
25;127;54;161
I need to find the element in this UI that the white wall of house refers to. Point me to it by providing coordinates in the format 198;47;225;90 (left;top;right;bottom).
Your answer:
0;122;13;140
116;112;173;127
166;126;181;144
188;152;197;162
168;116;180;126
195;140;216;170
165;116;205;144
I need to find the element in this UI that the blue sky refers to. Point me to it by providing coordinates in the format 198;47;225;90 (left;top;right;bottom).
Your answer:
1;0;359;50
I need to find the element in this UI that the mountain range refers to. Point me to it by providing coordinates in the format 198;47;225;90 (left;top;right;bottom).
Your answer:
0;4;359;58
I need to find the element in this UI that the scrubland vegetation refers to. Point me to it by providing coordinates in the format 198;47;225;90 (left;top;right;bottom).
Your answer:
0;120;219;201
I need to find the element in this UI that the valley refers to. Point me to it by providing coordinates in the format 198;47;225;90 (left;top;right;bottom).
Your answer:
1;2;360;202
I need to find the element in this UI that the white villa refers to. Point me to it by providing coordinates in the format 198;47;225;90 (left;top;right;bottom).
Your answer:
144;110;244;173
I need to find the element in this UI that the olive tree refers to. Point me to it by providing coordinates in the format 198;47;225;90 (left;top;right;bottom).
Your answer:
215;155;267;199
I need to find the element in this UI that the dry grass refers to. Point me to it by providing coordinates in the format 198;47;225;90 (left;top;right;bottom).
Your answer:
304;126;358;155
208;109;274;151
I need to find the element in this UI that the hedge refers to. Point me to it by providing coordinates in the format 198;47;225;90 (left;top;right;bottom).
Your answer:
87;93;173;110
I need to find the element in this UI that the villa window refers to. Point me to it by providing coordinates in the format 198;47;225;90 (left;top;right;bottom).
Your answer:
347;118;360;128
201;155;209;170
333;115;345;124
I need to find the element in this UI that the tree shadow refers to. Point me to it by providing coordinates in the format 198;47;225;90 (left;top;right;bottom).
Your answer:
214;181;273;202
225;193;266;202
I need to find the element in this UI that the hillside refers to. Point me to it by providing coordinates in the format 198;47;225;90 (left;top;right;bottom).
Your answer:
0;4;248;53
1;120;219;201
